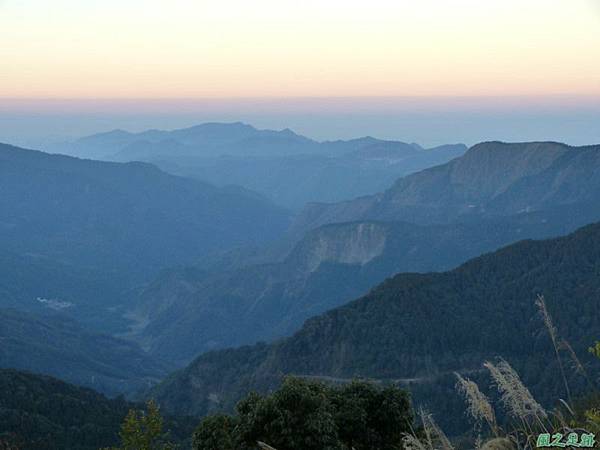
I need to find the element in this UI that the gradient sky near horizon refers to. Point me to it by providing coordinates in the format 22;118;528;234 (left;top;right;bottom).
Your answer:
1;0;599;147
1;0;599;98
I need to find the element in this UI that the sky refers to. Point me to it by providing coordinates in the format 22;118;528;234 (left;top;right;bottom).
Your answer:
0;0;599;146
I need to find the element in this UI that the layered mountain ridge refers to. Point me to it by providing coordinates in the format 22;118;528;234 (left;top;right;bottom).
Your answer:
59;122;316;159
128;141;600;367
0;142;289;277
151;221;600;433
129;204;597;365
291;141;600;233
50;123;468;208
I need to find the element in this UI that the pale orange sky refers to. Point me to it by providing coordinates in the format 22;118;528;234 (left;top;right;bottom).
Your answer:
1;0;599;98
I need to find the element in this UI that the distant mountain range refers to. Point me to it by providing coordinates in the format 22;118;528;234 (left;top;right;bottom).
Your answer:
291;141;600;234
49;123;467;209
4;136;600;438
53;122;317;159
150;221;600;434
129;141;600;366
0;142;289;328
0;308;167;396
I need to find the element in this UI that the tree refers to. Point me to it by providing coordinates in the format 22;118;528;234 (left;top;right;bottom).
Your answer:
192;377;414;450
104;400;175;450
235;377;341;450
331;381;413;450
192;415;236;450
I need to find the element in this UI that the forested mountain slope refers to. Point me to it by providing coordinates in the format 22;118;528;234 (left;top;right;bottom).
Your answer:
292;141;600;233
0;248;131;331
131;208;592;365
0;369;195;450
0;309;167;396
0;369;131;449
127;141;467;209
0;142;289;332
151;222;600;433
0;142;289;282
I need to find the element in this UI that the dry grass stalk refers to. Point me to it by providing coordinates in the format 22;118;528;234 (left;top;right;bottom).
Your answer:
535;295;572;405
402;433;428;450
560;340;586;375
257;442;278;450
420;409;454;450
419;408;434;450
480;437;515;450
560;339;598;393
455;372;498;435
484;359;547;422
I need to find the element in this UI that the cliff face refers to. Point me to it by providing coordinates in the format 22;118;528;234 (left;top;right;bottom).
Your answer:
128;222;394;365
286;222;389;272
129;204;591;366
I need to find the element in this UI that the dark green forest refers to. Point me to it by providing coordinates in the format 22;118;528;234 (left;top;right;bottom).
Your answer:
193;377;413;450
0;369;195;450
151;222;600;434
0;369;414;450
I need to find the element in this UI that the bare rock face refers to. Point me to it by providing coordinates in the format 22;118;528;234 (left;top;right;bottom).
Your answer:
286;222;388;272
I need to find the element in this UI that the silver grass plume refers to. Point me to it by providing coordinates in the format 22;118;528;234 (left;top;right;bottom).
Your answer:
402;433;429;450
560;339;598;393
535;294;572;405
560;339;586;375
484;359;547;421
419;408;454;450
535;295;558;347
455;372;497;435
257;442;278;450
419;408;434;450
480;437;515;450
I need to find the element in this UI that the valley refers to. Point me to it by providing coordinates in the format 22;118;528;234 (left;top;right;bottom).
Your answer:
3;3;599;447
2;131;600;447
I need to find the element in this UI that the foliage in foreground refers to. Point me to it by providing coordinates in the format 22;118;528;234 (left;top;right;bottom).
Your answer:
0;368;196;450
186;294;600;450
103;400;176;450
0;368;131;450
192;377;414;450
401;296;600;450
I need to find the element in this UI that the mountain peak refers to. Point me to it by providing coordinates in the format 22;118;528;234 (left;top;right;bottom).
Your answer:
79;129;132;141
291;141;600;233
465;140;573;154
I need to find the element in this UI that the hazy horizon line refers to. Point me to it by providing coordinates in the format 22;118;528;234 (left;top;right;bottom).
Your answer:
2;94;598;148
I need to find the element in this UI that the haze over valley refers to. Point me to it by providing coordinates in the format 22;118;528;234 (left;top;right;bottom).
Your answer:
2;1;600;448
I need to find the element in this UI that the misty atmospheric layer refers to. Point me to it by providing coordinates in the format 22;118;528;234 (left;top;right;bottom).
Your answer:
1;1;600;449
